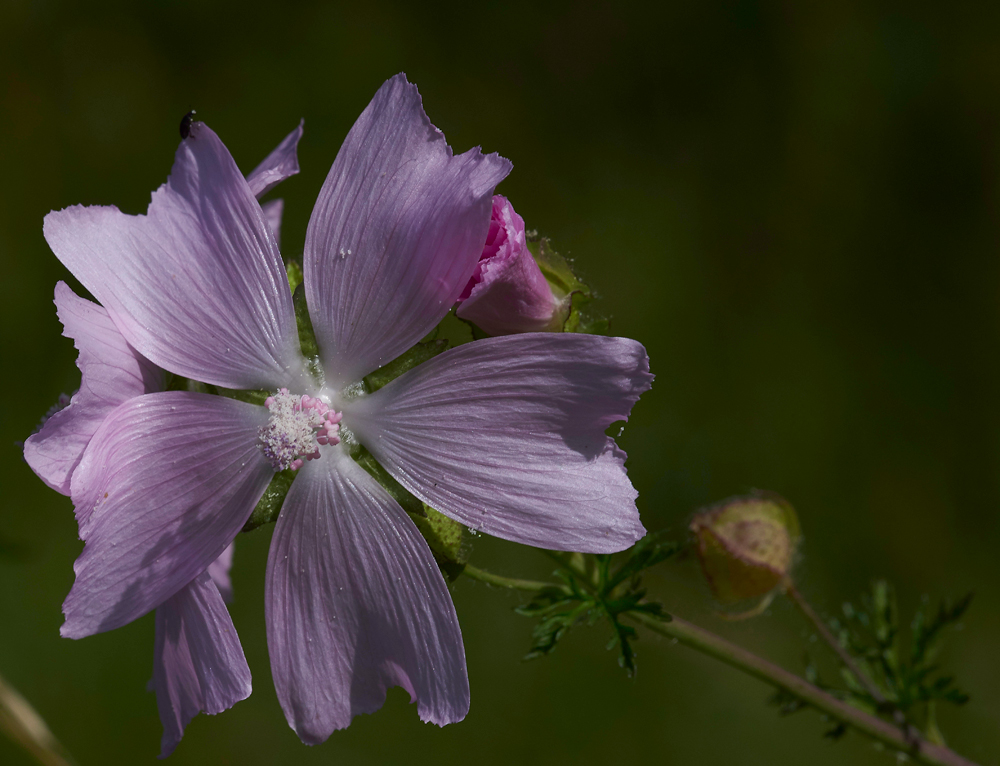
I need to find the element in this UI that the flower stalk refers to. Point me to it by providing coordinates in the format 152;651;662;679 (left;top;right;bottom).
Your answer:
782;578;921;745
462;564;564;593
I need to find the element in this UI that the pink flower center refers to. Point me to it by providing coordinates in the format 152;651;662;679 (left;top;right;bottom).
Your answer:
257;388;342;472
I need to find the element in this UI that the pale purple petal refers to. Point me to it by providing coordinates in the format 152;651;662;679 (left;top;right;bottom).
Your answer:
62;392;274;638
43;123;301;390
245;120;304;199
265;449;468;744
206;543;235;603
304;73;512;388
153;571;251;758
24;282;163;495
345;334;652;553
260;199;284;249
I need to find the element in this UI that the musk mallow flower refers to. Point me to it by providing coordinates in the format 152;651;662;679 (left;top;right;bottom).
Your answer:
456;194;569;335
24;122;305;756
40;73;652;745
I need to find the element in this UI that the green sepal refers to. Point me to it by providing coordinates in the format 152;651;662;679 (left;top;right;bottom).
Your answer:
563;293;610;335
285;259;304;295
527;235;608;334
213;387;270;406
292;282;319;362
408;505;469;582
164;373;212;395
242;469;296;532
363;339;450;393
351;444;425;516
528;236;588;299
166;372;270;406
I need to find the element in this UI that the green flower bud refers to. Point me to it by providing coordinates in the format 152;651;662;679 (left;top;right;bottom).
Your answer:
690;492;801;604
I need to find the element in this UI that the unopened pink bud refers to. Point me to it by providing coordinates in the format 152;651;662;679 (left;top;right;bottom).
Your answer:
456;196;567;336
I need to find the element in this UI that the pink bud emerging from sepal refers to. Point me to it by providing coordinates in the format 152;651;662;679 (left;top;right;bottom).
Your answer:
456;196;569;335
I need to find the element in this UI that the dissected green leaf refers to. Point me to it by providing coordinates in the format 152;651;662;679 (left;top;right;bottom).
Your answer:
514;586;579;617
514;575;590;660
352;445;424;517
814;580;972;742
605;531;680;593
514;532;677;674
292;282;319;365
408;505;469;582
911;593;972;667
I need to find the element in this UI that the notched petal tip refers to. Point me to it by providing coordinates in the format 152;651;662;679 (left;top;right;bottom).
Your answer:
468;149;513;198
348;334;651;554
246;119;306;199
58;620;80;640
379;73;512;186
43;124;300;391
418;691;470;727
26;281;165;499
305;74;513;386
153;574;252;757
265;455;469;745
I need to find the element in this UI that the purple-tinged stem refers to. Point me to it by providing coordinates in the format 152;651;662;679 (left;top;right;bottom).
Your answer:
783;579;921;746
461;564;981;766
627;610;978;766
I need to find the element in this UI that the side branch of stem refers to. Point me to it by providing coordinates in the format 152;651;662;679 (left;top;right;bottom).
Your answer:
783;579;921;745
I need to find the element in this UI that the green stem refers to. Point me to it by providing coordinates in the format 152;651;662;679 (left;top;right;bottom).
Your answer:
460;565;980;766
462;564;566;593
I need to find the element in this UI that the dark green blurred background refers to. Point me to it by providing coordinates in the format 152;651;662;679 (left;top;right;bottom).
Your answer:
2;1;998;764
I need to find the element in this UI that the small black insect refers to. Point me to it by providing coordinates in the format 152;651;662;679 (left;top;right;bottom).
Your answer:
179;109;196;139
